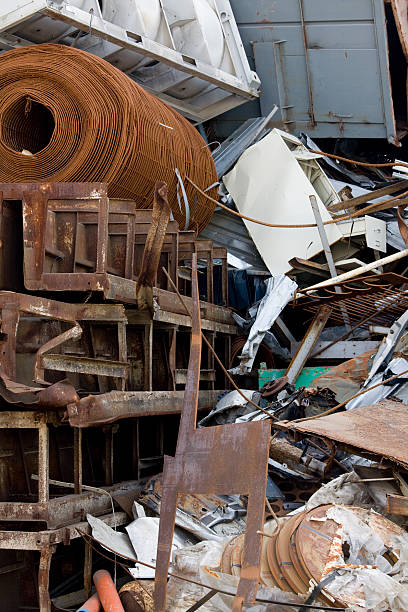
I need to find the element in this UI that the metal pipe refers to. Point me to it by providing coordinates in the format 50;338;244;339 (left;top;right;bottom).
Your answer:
303;249;408;293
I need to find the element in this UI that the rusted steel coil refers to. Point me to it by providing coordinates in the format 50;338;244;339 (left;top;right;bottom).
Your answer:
0;44;217;231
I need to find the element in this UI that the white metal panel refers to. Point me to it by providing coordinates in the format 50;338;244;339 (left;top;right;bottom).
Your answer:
337;216;387;253
223;129;343;276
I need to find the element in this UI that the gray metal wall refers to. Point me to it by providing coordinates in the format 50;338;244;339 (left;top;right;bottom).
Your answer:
213;0;401;143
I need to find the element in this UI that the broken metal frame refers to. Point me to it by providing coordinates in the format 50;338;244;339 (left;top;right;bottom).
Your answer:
294;273;408;329
0;511;128;612
0;291;128;389
0;404;140;526
154;254;271;612
0;181;231;314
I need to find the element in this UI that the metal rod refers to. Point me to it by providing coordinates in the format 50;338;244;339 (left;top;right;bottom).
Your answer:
309;195;350;328
185;590;217;612
303;249;408;293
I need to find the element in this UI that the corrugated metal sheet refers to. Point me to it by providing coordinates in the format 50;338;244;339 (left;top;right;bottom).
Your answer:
200;207;268;270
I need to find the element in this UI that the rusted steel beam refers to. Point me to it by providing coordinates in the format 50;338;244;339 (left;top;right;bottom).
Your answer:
154;254;270;612
136;182;171;311
0;479;140;527
38;545;56;612
39;354;129;379
67;390;221;428
328;179;408;212
0;512;128;551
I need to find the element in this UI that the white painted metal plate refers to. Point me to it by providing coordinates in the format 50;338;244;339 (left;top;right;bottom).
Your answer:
224;129;343;276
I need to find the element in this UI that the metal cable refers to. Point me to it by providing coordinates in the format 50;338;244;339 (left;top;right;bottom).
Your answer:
0;44;217;231
186;176;408;229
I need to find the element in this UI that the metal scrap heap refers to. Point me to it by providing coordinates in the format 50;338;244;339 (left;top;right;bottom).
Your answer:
2;2;408;612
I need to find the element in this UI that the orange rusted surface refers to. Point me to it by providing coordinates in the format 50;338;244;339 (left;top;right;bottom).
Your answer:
0;44;217;231
291;400;408;469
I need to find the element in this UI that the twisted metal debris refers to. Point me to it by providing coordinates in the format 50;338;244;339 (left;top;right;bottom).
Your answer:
0;44;217;231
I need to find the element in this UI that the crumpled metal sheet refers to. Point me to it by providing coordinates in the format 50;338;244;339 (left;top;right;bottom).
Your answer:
198;390;260;427
347;309;408;410
0;372;78;408
309;349;376;404
229;274;297;374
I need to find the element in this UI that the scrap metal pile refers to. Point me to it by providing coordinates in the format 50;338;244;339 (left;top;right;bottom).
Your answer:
2;5;408;612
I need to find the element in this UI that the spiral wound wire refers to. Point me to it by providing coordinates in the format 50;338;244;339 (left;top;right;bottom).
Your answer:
0;44;218;231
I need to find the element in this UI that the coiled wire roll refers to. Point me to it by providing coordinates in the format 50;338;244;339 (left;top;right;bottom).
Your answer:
0;44;217;231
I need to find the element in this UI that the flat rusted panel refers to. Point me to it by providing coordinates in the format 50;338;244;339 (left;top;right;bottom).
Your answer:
290;400;408;468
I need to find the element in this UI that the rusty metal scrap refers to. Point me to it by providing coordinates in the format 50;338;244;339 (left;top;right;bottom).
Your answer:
248;504;405;609
288;400;408;469
136;182;171;312
67;390;221;428
294;273;408;328
0;44;217;231
0;182;230;310
0;374;78;408
154;253;271;612
0;291;128;390
307;349;376;404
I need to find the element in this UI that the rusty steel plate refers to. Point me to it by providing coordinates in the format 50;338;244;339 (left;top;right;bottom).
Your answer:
266;535;291;592
154;254;271;612
291;401;408;469
295;505;342;586
288;522;313;590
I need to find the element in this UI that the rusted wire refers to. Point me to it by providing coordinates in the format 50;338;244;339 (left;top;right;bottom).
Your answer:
161;266;277;419
0;44;217;231
186;177;408;229
308;148;408;170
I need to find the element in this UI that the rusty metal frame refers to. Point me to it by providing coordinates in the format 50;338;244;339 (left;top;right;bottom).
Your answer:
0;411;49;522
0;511;128;612
294;273;408;329
0;291;128;387
0;181;231;315
154;254;270;612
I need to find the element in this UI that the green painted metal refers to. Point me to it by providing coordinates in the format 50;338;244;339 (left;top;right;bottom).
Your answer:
259;366;334;390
